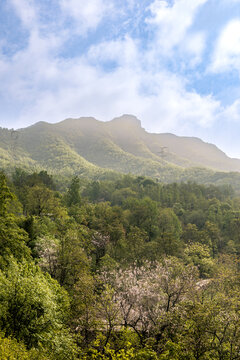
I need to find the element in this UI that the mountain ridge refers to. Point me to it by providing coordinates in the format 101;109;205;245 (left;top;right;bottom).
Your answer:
1;115;240;187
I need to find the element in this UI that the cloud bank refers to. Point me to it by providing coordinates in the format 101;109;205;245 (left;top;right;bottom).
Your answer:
0;0;240;157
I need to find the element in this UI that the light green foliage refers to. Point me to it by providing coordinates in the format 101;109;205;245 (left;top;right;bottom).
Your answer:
0;172;14;215
182;223;202;244
124;226;148;264
80;338;158;359
125;197;159;240
184;243;216;278
0;173;30;262
65;176;82;207
157;208;182;255
0;259;76;358
0;214;30;263
56;225;90;288
111;187;137;206
0;333;50;360
25;185;67;218
71;273;97;346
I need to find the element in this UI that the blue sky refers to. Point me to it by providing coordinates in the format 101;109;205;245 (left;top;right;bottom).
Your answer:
1;0;240;157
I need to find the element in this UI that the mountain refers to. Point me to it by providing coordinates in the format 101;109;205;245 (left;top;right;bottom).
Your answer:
1;114;240;187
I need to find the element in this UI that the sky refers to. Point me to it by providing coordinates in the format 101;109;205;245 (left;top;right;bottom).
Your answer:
0;0;240;157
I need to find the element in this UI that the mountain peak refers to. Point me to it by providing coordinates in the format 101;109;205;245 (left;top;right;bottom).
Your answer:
110;114;142;128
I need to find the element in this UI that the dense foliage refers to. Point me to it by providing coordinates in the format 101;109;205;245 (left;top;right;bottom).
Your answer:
1;169;240;359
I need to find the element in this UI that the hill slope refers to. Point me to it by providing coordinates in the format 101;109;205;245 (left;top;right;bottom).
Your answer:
1;114;240;187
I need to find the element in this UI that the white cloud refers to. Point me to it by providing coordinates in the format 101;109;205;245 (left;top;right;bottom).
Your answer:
0;29;220;135
87;36;139;67
182;32;206;65
12;62;220;135
220;99;240;123
60;0;111;34
0;0;221;135
9;0;38;29
146;0;208;55
139;71;220;133
210;19;240;74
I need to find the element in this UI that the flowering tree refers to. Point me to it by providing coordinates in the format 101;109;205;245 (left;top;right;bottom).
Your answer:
98;258;198;347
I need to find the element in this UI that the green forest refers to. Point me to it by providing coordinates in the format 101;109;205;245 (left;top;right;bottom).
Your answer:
1;169;240;359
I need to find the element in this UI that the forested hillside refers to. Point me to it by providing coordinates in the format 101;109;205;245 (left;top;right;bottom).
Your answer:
1;115;240;192
1;169;240;359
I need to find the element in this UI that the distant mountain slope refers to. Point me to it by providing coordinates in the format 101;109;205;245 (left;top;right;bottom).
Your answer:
104;115;240;172
1;114;240;185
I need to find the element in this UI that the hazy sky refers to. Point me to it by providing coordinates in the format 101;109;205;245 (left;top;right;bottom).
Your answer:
1;0;240;157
